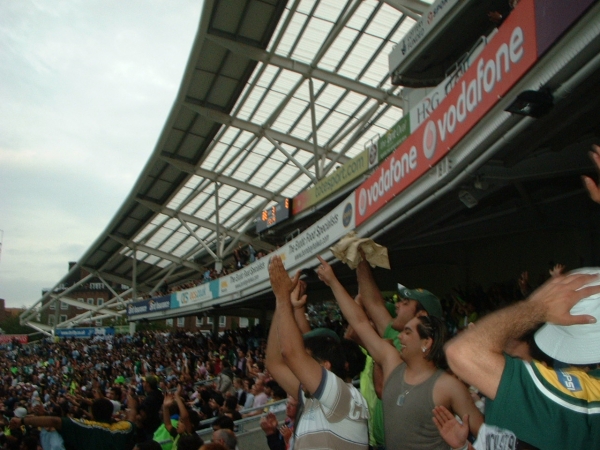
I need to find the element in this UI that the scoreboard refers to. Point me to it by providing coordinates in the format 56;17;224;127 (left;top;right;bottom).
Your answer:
256;198;292;233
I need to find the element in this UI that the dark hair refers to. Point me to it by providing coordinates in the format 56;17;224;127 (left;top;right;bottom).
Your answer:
210;392;224;407
111;386;122;399
265;380;279;390
136;441;162;450
212;414;234;431
178;434;203;450
416;315;447;369
341;338;367;380
91;398;114;423
224;396;238;411
271;385;287;400
303;335;345;378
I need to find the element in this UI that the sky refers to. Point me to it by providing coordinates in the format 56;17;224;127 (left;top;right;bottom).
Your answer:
0;0;204;309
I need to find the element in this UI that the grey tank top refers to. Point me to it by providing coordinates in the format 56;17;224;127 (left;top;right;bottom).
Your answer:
382;363;449;450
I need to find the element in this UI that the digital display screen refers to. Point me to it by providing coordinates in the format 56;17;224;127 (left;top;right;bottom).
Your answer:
256;198;291;233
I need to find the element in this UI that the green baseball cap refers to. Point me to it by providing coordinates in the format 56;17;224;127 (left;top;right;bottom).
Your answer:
303;327;340;342
397;285;443;319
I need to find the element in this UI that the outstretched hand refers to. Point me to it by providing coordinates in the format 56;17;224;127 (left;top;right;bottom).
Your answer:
260;412;279;435
269;255;300;301
549;263;566;278
291;279;308;309
432;405;469;449
583;144;600;204
528;272;600;325
315;255;337;286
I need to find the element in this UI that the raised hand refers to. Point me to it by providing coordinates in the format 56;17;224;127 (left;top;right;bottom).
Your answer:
291;279;308;310
549;263;566;278
583;144;600;204
528;272;600;325
315;255;338;286
432;405;469;449
268;256;300;300
260;412;279;435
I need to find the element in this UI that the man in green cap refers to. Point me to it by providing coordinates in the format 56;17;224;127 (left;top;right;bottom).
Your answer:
351;257;443;449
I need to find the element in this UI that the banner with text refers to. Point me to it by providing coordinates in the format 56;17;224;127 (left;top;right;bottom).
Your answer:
293;150;368;215
55;327;115;338
357;0;538;225
127;296;172;317
172;282;219;309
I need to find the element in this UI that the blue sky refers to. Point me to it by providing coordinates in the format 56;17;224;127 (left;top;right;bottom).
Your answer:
0;0;203;308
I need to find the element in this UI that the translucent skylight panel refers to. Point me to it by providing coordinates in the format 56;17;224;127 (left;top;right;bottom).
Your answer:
296;0;319;16
160;230;190;254
291;17;333;64
346;2;375;32
257;90;285;117
142;254;160;266
372;5;404;32
265;163;298;192
312;1;340;23
338;34;384;80
236;85;267;121
277;12;309;57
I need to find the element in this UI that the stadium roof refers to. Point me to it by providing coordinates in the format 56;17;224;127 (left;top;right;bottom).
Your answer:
22;0;436;328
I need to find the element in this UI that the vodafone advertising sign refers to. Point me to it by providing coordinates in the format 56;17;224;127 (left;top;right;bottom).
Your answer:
356;0;538;226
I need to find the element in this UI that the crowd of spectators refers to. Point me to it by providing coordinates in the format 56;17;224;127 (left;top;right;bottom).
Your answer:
0;325;292;450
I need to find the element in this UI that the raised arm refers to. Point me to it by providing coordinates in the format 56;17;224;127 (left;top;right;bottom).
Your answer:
174;385;192;433
445;272;600;399
269;256;324;396
291;279;311;335
316;255;401;379
265;301;301;400
356;256;393;336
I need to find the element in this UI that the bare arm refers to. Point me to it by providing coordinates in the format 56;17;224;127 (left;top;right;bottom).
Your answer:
10;415;62;430
437;375;483;437
291;279;311;335
356;257;392;336
270;256;324;396
445;272;600;399
317;255;401;380
175;386;191;433
265;303;301;400
162;393;175;431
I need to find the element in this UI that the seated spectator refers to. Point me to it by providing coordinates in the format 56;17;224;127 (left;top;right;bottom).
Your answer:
211;429;237;450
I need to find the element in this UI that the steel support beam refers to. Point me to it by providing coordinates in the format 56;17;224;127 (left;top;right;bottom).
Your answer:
205;34;405;110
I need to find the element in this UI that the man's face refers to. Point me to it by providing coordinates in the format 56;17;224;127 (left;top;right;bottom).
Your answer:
392;298;419;331
252;381;264;395
399;317;425;360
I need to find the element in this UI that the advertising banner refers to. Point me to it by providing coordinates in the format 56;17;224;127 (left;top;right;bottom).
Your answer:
220;258;269;296
127;295;172;317
293;150;368;215
172;281;219;309
55;327;115;338
357;0;538;225
378;115;411;161
285;195;356;266
0;334;28;344
409;36;489;132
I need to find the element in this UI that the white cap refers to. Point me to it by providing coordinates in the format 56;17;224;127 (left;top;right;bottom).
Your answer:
534;267;600;364
14;407;27;418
